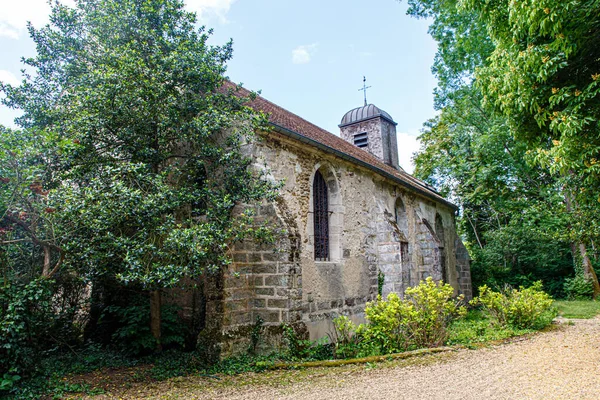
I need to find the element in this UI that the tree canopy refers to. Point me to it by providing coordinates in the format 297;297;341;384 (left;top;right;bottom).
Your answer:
404;0;600;295
1;0;279;358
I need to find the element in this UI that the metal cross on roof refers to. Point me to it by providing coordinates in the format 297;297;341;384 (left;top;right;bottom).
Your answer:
358;76;372;106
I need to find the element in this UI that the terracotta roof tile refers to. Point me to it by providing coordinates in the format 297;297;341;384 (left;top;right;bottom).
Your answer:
224;82;454;209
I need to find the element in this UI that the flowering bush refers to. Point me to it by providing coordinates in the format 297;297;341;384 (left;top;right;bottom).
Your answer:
472;281;556;329
357;277;466;355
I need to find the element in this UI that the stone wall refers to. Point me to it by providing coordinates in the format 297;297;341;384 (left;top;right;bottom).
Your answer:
339;117;399;169
214;201;302;355
198;131;471;356
455;239;472;299
340;118;386;162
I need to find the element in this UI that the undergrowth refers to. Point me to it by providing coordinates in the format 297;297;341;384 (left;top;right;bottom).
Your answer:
9;282;559;399
447;309;533;347
10;345;283;399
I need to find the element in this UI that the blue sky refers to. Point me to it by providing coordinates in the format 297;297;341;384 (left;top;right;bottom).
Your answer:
0;0;438;172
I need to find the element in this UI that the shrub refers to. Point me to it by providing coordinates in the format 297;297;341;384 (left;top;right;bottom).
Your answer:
281;323;332;361
447;309;532;347
330;315;362;359
101;303;185;356
472;281;556;329
563;275;594;300
402;278;467;348
0;276;87;395
360;292;407;355
0;279;55;377
281;323;310;360
359;277;466;355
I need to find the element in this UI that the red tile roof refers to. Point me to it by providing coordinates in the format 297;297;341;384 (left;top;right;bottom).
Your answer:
225;82;455;209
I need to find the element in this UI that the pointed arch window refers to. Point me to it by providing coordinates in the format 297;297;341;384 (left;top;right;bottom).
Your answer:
313;170;329;261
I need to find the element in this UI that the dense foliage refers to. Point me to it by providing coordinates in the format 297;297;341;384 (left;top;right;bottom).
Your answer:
9;278;560;398
0;0;278;384
362;278;466;353
330;278;466;358
563;274;595;300
472;282;556;329
403;0;600;296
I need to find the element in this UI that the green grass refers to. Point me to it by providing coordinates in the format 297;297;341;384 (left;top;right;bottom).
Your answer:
554;300;600;319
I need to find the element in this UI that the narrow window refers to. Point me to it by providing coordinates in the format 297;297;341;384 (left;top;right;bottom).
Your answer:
313;170;329;260
400;241;409;264
353;132;369;148
400;241;410;287
440;252;447;283
435;214;447;283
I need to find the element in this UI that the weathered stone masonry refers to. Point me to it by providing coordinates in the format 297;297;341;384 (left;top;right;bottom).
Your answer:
192;91;472;355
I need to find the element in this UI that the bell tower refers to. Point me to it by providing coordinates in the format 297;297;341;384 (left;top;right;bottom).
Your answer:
339;103;400;169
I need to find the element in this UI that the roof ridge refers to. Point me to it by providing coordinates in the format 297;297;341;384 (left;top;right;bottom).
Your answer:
224;81;339;138
250;91;337;138
223;81;451;208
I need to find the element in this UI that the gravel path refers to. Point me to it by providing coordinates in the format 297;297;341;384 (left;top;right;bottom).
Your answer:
109;318;600;400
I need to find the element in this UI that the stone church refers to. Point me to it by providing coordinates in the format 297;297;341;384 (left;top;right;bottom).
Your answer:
195;85;472;355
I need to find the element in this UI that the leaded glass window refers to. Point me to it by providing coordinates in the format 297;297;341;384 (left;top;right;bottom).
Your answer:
313;170;329;261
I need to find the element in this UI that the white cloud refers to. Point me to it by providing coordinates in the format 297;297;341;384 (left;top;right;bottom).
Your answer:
0;0;50;39
0;0;77;39
292;43;318;64
0;70;20;86
396;132;420;174
0;70;22;128
0;0;233;39
0;25;20;39
185;0;237;22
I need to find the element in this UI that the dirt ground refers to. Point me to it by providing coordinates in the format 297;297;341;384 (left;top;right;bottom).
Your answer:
79;317;600;400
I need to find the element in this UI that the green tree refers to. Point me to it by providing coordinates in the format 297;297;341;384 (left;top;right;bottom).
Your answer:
414;86;573;295
403;0;589;295
0;126;85;377
468;0;600;295
1;0;279;349
0;126;65;281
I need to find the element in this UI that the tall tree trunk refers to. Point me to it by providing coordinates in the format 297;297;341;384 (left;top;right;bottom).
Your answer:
0;247;7;287
465;212;483;249
579;243;600;299
42;245;51;277
150;290;162;352
570;242;579;264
